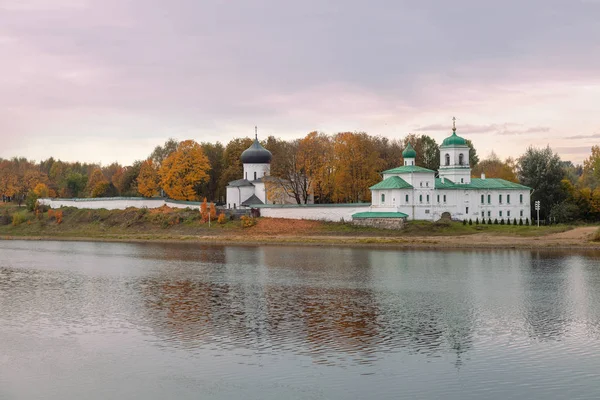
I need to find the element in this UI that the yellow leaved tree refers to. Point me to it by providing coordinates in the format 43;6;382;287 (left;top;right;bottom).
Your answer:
159;140;211;201
137;159;160;197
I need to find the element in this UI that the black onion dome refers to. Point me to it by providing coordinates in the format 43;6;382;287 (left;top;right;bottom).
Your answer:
240;138;272;164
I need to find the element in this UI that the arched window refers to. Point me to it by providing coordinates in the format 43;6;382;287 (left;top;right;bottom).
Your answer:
459;153;464;165
381;193;385;204
445;154;450;166
254;171;257;180
481;194;484;204
419;194;423;203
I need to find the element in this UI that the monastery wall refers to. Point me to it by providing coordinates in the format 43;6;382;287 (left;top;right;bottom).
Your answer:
257;204;372;222
38;197;199;210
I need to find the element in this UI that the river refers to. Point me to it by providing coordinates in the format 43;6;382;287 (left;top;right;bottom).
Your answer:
1;240;600;399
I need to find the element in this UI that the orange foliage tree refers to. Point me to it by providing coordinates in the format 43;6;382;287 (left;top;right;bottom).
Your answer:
331;132;383;203
137;159;160;197
159;140;210;201
472;152;518;182
200;197;208;222
209;202;217;220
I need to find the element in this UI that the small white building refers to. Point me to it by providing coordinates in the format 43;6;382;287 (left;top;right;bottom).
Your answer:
368;123;532;222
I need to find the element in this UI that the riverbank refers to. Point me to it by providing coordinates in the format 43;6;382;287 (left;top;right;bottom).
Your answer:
1;204;599;250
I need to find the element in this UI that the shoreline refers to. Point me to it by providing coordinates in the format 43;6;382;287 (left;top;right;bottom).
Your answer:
3;231;600;252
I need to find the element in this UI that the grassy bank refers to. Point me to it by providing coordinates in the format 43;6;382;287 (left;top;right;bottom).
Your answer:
0;203;584;245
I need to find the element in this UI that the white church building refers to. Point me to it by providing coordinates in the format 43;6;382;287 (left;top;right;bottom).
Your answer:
226;133;312;209
368;122;532;222
232;122;532;223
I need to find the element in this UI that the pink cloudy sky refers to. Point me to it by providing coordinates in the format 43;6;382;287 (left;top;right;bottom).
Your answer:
1;0;599;165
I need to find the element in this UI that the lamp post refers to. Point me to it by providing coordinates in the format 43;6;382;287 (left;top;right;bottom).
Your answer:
535;200;540;227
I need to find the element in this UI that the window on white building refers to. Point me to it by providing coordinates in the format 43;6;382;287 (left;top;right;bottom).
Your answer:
488;194;491;204
443;195;447;203
499;194;503;204
405;194;409;202
481;211;485;217
520;210;523;217
499;211;503;217
445;154;450;166
487;211;491;217
520;194;523;204
507;194;510;204
254;171;257;180
420;182;423;187
426;182;429;187
426;195;430;203
419;195;423;203
507;210;511;217
381;193;385;204
481;194;484;204
461;178;464;183
437;194;440;203
459;153;464;165
466;206;469;214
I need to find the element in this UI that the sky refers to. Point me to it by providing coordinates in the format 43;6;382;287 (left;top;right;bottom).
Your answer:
1;0;599;165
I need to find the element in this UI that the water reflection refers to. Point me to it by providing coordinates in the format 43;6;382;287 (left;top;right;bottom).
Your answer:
3;241;600;399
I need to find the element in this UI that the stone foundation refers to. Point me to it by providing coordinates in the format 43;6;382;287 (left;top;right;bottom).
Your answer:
352;218;406;230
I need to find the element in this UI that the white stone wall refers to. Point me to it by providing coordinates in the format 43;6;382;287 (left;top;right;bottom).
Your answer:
258;205;372;222
38;198;200;210
243;163;270;181
226;185;255;209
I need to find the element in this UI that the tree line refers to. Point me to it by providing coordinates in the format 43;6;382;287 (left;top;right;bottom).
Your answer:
0;131;599;222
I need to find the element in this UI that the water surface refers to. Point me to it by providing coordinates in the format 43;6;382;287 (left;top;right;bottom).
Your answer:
1;241;600;399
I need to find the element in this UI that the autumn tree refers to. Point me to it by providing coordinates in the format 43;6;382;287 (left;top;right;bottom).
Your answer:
150;138;179;166
267;140;314;204
472;152;518;182
198;142;225;202
159;140;211;201
137;159;160;197
85;168;111;197
219;138;254;191
298;132;335;203
332;132;383;203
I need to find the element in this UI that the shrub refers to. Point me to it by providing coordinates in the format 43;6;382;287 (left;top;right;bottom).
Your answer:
240;215;256;228
463;219;467;225
217;213;227;225
475;218;479;225
513;218;517;225
488;218;492;225
526;218;530;226
500;219;505;225
507;218;511;225
210;203;217;221
494;218;498;225
48;209;63;224
519;218;523;226
0;211;10;226
12;212;27;226
481;218;486;225
468;219;473;226
200;198;209;223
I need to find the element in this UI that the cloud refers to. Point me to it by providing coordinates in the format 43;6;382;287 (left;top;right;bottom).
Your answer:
554;146;594;155
566;133;600;139
413;123;550;136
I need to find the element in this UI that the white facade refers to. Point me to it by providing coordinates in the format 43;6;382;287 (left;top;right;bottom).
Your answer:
243;163;270;182
369;128;532;222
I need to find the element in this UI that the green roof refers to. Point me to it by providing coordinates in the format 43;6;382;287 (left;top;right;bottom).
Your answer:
435;178;531;190
382;165;435;174
441;131;467;147
370;176;413;190
352;212;408;219
402;143;417;159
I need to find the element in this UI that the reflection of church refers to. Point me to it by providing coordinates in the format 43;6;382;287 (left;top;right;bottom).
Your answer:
368;120;532;221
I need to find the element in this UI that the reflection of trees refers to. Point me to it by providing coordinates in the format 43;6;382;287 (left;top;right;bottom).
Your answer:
138;245;478;367
522;251;569;341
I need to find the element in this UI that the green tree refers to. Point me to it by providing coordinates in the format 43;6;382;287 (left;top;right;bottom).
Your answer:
518;146;566;219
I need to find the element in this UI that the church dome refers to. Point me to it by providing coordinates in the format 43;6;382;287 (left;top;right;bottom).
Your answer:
442;132;467;147
240;138;272;164
402;143;417;158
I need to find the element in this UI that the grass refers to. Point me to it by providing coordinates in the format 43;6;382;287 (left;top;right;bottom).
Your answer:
0;203;589;246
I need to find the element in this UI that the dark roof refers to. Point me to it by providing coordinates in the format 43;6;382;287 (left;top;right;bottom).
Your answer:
370;176;413;190
241;194;264;206
435;178;531;190
240;138;273;164
227;179;254;187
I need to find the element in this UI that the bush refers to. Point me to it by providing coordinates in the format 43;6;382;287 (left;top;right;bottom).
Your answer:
240;215;256;228
488;218;492;225
468;219;472;225
494;218;498;225
519;218;523;226
481;218;486;225
463;219;467;225
12;212;28;226
513;218;517;225
507;218;511;225
500;219;505;225
26;191;39;212
592;228;600;242
475;218;479;225
526;218;530;226
48;209;63;224
217;213;227;225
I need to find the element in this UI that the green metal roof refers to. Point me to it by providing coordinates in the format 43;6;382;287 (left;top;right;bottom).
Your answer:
441;131;467;147
435;178;531;190
369;176;413;190
352;212;408;219
382;165;435;174
402;143;417;159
